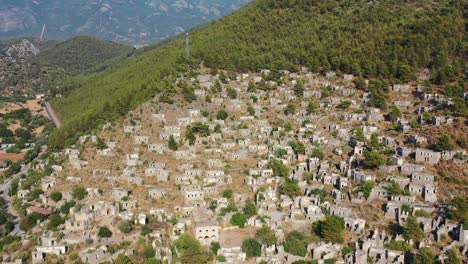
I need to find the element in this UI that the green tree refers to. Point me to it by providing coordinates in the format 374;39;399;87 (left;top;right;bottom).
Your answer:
98;226;113;238
226;87;237;99
243;198;257;217
230;212;247;228
284;102;296;115
60;201;76;215
362;150;387;168
289;141;306;155
294;79;304;97
255;226;276;246
222;189;233;199
141;225;152;236
174;233;213;264
312;147;325;159
275;148;287;158
96;137;107;150
446;248;462;264
242;238;261;258
390;104;402;121
185;127;196;145
118;220;132;234
447;196;467;223
397;64;416;82
247;104;255;116
48;214;65;229
216;109;229;120
413;247;436;264
144;259;161;264
354;77;366;90
115;254;133;264
403;216;424;242
168;135;178;151
358;181;375;199
353;128;365;142
270;159;290;177
314;215;345;243
434;134;456;151
386;181;404;196
336;100;351;109
279;179;302;198
284;231;317;256
369;133;381;151
307;101;318;114
50;191;62;202
386;240;412;252
211;241;220;255
144;245;156;258
72;187;87;200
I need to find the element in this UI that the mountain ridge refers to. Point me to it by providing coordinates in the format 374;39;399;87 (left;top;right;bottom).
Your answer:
0;0;251;45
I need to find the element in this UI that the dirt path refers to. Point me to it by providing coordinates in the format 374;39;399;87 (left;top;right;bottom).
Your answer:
44;102;62;128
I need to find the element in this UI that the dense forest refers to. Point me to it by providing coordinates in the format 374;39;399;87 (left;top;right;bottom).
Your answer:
49;0;466;150
33;36;135;75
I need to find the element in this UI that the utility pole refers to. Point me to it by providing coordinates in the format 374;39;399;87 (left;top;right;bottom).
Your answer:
39;24;46;42
186;32;190;59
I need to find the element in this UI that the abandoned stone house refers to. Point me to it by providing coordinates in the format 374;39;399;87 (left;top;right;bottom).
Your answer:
390;84;411;93
184;190;205;207
111;188;130;200
408;134;427;146
194;220;219;245
134;135;149;145
148;143;166;154
415;148;441;165
123;124;141;134
152;113;166;122
148;188;166;199
432;115;453;126
125;154;142;167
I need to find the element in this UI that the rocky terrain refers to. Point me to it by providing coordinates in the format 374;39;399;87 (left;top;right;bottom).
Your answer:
0;0;251;45
0;38;56;95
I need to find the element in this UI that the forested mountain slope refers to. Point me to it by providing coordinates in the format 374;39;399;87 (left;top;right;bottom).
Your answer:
49;0;466;149
32;36;135;75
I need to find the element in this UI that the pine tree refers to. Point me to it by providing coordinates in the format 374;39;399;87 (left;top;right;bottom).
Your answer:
403;216;425;242
294;79;304;97
168;135;178;151
446;248;462;264
185;127;195;145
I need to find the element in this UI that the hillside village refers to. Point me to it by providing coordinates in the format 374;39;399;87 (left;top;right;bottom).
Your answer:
2;68;467;264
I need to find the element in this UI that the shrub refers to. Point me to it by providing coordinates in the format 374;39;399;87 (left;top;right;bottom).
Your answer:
222;189;233;199
72;186;87;200
144;245;156;258
98;227;113;238
50;192;62;202
118;220;132;234
314;215;345;243
216;109;229;120
230;212;247;228
242;238;261;258
255;226;276;246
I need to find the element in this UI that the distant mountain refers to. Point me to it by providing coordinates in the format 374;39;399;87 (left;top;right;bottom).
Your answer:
0;38;56;94
0;0;250;45
0;38;55;60
0;36;134;94
33;36;134;74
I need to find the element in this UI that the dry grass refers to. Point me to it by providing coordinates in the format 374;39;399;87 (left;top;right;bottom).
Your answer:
436;161;468;200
